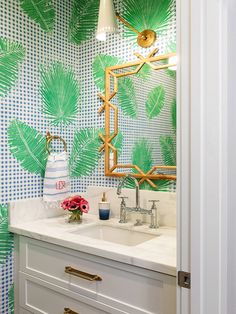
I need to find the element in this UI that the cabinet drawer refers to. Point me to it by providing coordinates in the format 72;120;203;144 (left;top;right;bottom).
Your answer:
20;237;176;314
19;272;111;314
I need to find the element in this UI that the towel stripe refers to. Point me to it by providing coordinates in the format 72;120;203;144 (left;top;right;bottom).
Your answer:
47;159;67;163
44;175;69;180
43;155;70;201
45;166;68;172
43;190;69;196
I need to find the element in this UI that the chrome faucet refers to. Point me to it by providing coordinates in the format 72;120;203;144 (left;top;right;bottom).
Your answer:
117;174;140;209
117;174;160;228
118;196;128;223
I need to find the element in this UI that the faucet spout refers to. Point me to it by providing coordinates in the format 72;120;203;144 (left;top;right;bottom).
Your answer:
116;174;140;209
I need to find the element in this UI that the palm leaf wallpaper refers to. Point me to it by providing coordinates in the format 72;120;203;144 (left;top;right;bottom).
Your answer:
122;0;174;43
132;138;153;173
143;179;172;191
111;131;123;155
69;128;101;177
146;85;165;119
0;38;25;98
92;54;122;92
164;41;177;79
8;120;48;177
166;41;176;53
124;138;172;191
171;98;176;132
166;67;176;79
135;64;151;80
0;204;13;265
8;285;14;314
98;128;124;156
118;77;137;118
69;0;100;45
160;135;176;166
93;54;151;94
40;62;80;126
19;0;55;32
1;0;176;312
166;65;176;79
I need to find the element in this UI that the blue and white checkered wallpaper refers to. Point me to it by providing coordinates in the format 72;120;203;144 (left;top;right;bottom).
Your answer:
0;0;176;312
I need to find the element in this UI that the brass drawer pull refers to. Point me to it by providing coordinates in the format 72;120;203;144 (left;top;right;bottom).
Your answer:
65;266;102;281
64;308;78;314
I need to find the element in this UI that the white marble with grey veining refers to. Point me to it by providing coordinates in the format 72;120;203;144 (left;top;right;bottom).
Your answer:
8;187;176;277
84;186;176;227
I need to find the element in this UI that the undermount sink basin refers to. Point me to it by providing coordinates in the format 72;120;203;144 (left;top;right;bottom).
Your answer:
72;225;158;246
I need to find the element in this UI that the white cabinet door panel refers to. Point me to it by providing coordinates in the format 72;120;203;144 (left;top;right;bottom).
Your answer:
19;272;122;314
20;237;176;314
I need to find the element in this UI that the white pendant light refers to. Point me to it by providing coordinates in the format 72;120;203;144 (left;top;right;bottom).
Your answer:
96;0;118;41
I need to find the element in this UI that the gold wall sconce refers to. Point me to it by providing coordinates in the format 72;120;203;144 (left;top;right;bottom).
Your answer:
96;0;157;48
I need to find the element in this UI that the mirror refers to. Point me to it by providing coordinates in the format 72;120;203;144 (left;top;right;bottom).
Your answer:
98;49;177;188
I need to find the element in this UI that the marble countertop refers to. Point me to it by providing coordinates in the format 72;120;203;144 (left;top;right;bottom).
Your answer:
9;213;176;277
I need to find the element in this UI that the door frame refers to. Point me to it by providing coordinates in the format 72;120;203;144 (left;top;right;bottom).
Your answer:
177;0;228;313
176;0;191;312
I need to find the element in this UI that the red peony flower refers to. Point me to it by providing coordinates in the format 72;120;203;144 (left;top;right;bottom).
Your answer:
80;199;89;213
61;195;89;214
61;199;72;210
68;200;79;211
71;195;82;204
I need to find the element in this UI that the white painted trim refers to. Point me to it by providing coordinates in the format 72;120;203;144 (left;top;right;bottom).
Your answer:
176;0;191;312
177;0;229;312
218;3;228;313
190;0;228;313
227;1;236;313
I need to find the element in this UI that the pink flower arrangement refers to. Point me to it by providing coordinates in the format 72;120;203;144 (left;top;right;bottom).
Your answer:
61;195;89;215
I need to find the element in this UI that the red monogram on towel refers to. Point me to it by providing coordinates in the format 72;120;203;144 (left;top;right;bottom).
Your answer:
56;181;66;190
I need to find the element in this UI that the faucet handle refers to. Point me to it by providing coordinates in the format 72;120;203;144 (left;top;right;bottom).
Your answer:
134;219;143;226
148;200;159;209
118;196;128;204
149;200;160;229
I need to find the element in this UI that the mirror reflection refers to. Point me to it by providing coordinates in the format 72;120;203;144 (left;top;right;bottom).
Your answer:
99;51;177;189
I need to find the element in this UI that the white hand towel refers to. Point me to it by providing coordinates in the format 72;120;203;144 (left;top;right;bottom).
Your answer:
43;151;70;202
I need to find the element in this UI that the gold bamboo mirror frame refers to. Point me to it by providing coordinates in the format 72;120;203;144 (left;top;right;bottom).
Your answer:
98;48;177;188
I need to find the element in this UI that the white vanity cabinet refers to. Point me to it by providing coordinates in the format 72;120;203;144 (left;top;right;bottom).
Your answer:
15;236;176;314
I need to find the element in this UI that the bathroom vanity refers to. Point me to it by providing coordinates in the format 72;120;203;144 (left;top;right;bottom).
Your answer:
9;191;176;314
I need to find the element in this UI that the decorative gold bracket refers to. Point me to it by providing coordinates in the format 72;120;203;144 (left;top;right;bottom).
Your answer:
98;49;177;188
